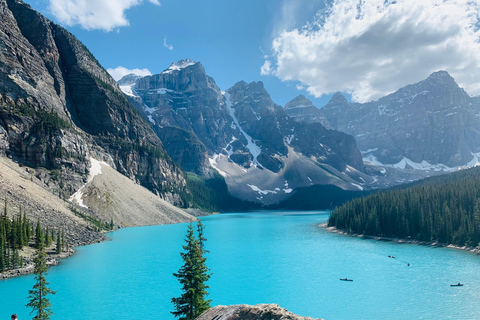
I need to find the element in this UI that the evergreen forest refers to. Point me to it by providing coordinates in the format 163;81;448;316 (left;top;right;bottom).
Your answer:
328;167;480;247
0;200;67;272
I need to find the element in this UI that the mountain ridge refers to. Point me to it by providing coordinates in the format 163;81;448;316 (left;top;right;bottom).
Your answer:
285;70;480;170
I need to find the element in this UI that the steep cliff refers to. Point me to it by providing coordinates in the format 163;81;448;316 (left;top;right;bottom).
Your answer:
0;0;186;203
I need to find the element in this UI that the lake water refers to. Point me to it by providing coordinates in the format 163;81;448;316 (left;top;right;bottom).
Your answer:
1;211;480;320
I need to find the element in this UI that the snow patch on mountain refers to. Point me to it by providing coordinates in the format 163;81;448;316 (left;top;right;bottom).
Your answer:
223;92;262;165
363;155;456;172
69;158;109;208
285;134;294;145
144;105;158;114
287;104;311;109
120;85;138;97
247;184;277;195
163;59;196;74
208;154;229;177
351;183;364;190
466;152;480;167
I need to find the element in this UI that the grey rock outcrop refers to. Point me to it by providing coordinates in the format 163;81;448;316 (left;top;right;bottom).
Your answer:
225;81;364;173
196;304;323;320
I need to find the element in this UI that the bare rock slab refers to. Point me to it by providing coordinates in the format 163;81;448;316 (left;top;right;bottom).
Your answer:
196;304;323;320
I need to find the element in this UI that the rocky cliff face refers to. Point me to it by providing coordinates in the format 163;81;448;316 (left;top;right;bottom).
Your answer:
0;0;186;202
196;304;322;320
121;61;367;204
225;81;364;173
286;71;480;170
123;60;241;176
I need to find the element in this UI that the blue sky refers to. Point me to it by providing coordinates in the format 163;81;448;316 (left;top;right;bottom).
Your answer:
23;0;480;106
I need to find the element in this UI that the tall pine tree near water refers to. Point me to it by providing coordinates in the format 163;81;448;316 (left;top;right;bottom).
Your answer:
26;229;56;319
171;221;211;320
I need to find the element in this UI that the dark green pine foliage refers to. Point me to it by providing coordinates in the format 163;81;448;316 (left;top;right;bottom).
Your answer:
35;222;44;249
26;231;56;320
23;212;30;245
183;172;260;213
0;220;5;271
328;166;480;247
55;232;61;254
172;221;211;320
0;200;36;272
45;227;52;247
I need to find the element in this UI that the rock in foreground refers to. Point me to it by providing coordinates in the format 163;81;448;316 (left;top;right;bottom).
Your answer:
196;304;323;320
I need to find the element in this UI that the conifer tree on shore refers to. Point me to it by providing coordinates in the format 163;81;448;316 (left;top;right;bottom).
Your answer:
26;230;56;320
171;221;211;320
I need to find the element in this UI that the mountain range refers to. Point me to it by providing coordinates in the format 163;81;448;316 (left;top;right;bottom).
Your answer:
119;60;368;204
285;71;480;171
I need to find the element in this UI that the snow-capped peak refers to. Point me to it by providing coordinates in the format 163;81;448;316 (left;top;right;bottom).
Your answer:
162;59;197;74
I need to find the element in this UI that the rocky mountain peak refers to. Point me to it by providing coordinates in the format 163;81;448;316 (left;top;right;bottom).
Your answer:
321;92;350;117
416;70;467;96
228;80;272;105
284;94;314;109
135;59;218;94
162;58;198;74
426;70;455;85
117;73;142;86
329;92;348;104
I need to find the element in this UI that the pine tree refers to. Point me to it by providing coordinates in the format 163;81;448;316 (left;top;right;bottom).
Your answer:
61;232;65;252
45;227;52;247
197;220;207;253
171;221;211;320
35;222;44;249
0;221;5;272
23;212;30;244
55;232;61;254
26;231;56;320
11;248;21;269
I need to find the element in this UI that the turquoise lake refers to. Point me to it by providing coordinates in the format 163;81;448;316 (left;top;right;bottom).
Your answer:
2;211;480;319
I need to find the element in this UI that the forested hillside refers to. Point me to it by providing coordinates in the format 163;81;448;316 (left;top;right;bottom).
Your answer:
328;167;480;247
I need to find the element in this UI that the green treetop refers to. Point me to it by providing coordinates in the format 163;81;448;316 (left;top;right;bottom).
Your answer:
171;221;211;320
26;231;56;320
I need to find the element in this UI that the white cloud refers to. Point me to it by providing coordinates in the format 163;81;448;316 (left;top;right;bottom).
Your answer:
48;0;161;32
268;0;480;102
107;66;152;81
260;60;272;75
163;36;173;51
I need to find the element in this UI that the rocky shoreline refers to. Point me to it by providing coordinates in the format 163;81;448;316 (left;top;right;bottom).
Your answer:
197;303;323;320
0;249;77;280
321;223;480;255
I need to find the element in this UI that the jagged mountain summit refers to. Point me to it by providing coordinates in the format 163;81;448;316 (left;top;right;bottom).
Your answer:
119;60;368;204
286;71;480;172
284;94;321;124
